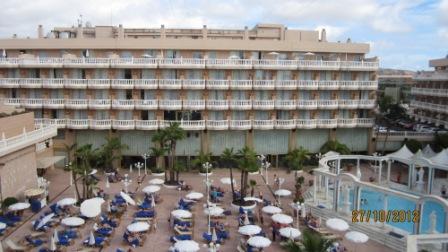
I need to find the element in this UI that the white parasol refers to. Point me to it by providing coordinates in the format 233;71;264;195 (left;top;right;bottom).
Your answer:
244;197;263;203
50;234;57;251
151;196;156;208
247;236;272;248
88;231;95;246
262;205;282;214
186;192;203;200
36;213;55;230
204;206;224;216
279;227;301;239
149;178;164;185
57;198;77;207
275;189;292;196
53;229;59;243
81;199;102;218
127;222;150;232
120;191;136;206
238;225;261;236
24;188;44;197
142;185;161;194
345;231;369;244
220;177;235;185
8;202;30;211
171;209;192;219
173;240;200;252
244;214;250;225
0;222;6;229
61;217;85;227
212;228;218;243
272;213;294;224
326;218;349;232
89;169;97;175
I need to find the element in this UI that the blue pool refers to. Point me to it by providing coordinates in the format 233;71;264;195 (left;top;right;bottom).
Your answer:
339;188;446;234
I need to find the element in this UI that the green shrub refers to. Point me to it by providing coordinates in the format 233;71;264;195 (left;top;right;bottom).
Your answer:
2;197;18;208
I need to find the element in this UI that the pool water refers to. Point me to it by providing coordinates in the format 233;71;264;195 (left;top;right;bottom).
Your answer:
339;188;446;234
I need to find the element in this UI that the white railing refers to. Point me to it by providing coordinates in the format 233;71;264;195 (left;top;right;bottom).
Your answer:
338;100;359;109
183;79;205;89
159;79;182;89
44;99;65;109
159;58;206;68
43;79;65;89
411;87;448;97
253;80;275;90
110;58;158;68
206;100;229;110
337;118;357;127
318;119;338;128
22;98;44;108
358;80;378;90
356;118;375;127
0;125;57;157
296;119;317;129
64;79;88;89
253;120;274;129
87;79;110;89
411;101;448;113
252;100;275;110
230;80;252;90
160;120;206;130
297;100;318;109
67;119;89;129
135;79;158;89
206;80;229;90
183;100;206;110
135;120;159;130
229;120;252;130
112;99;135;109
275;119;296;129
111;79;135;89
206;120;229;130
135;100;158;110
275;100;296;110
0;78;20;88
229;100;252;110
35;118;67;128
159;100;182;110
358;99;376;108
253;59;298;69
317;100;338;109
276;80;297;90
318;80;339;90
65;99;88;109
89;119;112;129
88;99;111;109
112;120;135;129
205;58;252;69
20;79;42;88
297;80;319;90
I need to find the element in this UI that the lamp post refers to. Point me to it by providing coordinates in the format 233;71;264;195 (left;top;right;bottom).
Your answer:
65;162;73;185
203;162;213;234
135;162;143;177
258;155;270;185
123;174;132;193
142;153;150;175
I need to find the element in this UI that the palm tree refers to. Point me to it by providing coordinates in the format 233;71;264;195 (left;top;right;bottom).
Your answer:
282;230;334;252
249;180;257;197
320;140;350;155
221;148;237;202
150;146;166;174
192;151;212;173
286;147;311;176
74;144;99;199
237;146;259;202
98;136;128;172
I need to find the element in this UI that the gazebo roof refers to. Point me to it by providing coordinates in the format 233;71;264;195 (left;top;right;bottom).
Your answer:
422;144;437;158
429;149;448;166
386;145;414;161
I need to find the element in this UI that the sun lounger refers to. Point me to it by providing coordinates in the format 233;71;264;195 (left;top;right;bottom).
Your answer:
5;239;27;251
174;226;192;235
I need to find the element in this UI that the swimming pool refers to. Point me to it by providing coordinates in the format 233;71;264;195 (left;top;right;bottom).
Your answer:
339;188;446;234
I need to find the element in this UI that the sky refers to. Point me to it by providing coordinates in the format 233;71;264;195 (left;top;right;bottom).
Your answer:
0;0;447;70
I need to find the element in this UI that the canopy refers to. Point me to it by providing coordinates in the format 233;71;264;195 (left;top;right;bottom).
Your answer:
423;144;437;158
171;209;192;219
238;225;262;236
220;177;235;185
57;198;77;207
37;156;65;169
81;198;103;218
186;192;203;200
272;213;294;224
262;205;282;214
127;222;150;232
326;218;349;232
244;197;263;203
8;202;30;211
204;206;224;216
275;189;292;196
430;149;448;165
345;231;369;244
24;188;44;197
247;236;272;248
279;227;301;239
120;191;136;206
386;145;414;161
149;178;164;185
173;240;200;252
61;217;85;227
142;185;161;194
36;213;55;230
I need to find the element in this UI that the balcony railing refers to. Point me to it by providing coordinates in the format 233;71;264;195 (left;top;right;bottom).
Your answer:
338;100;359;109
230;80;252;90
296;119;317;129
253;120;274;130
253;80;275;90
276;80;297;90
206;80;229;90
183;79;205;89
159;79;182;89
23;98;44;108
411;101;448;114
318;81;339;90
64;79;88;89
318;119;338;128
160;120;206;130
87;79;110;89
205;58;252;69
90;119;112;130
159;100;182;110
135;120;159;130
112;120;135;130
297;80;319;90
229;120;252;130
411;87;448;97
111;79;135;89
356;118;375;127
35;118;66;128
297;100;318;110
183;100;206;110
67;119;89;129
159;58;205;68
358;100;376;109
134;79;158;89
20;79;42;88
338;118;357;128
230;100;252;110
135;100;158;110
110;58;158;68
252;100;275;110
275;100;296;110
206;100;229;110
317;100;338;109
0;78;20;88
112;99;135;109
65;99;88;109
43;79;64;89
89;99;111;109
206;120;229;130
253;59;298;70
0;125;57;157
275;119;296;129
44;99;65;109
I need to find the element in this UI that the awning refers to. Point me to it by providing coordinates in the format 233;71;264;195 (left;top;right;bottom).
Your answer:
37;156;65;169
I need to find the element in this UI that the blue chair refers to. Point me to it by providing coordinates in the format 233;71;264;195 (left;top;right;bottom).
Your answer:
30;199;41;213
173;220;192;227
96;227;113;236
134;210;155;218
84;236;106;247
170;234;192;242
57;236;71;246
217;230;229;239
61;229;78;239
25;235;45;247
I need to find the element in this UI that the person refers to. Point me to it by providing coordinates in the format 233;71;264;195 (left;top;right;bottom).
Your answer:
273;174;279;189
442;185;447;198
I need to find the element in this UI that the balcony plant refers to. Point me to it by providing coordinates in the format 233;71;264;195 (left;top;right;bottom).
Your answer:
221;148;237;202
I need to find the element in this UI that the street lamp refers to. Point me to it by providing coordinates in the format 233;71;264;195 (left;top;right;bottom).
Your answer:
203;161;213;234
141;153;150;175
258;155;270;185
134;162;143;177
65;162;73;185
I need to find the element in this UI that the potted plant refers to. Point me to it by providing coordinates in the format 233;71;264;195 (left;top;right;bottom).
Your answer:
294;176;305;204
193;151;213;176
286;147;311;177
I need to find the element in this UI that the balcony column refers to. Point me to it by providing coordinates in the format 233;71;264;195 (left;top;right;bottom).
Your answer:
289;129;297;152
333;179;340;212
324;176;329;200
386;160;392;184
201;130;209;154
378;161;382;184
408;164;414;190
427;167;434;194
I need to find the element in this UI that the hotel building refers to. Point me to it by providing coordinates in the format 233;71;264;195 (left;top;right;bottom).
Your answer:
411;57;448;129
0;24;378;161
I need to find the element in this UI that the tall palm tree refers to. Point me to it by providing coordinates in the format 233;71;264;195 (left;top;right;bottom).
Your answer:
282;230;334;252
192;151;212;173
221;148;237;202
237;146;259;202
286;147;311;176
98;136;128;172
320;140;351;155
74;144;99;199
150;146;166;174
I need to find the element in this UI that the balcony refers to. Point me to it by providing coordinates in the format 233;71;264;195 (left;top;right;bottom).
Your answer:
135;100;158;110
411;101;448;114
63;58;109;68
276;80;297;90
253;120;274;130
90;119;112;130
183;100;205;110
206;100;228;110
135;120;158;130
318;119;338;128
159;79;182;89
205;58;252;69
252;100;274;110
42;79;64;89
297;100;317;110
64;79;88;89
337;118;357;128
19;58;63;68
230;80;252;90
87;79;110;89
356;118;375;127
111;79;135;89
317;100;338;109
20;79;42;88
67;119;89;129
253;59;298;70
206;80;229;90
411;88;448;97
161;120;206;130
297;80;319;90
44;99;65;109
358;100;376;109
23;99;44;109
338;100;359;109
110;58;157;68
35;118;66;128
89;99;111;110
230;100;252;110
275;100;296;110
159;100;182;110
253;80;275;90
183;79;205;89
0;78;20;88
65;99;88;109
206;120;229;130
229;120;251;130
134;79;158;89
275;119;296;129
112;100;135;110
159;58;205;69
318;81;339;90
296;119;317;129
0;58;19;68
340;61;379;71
358;81;377;90
112;120;135;130
298;60;340;71
3;98;21;106
0;125;57;157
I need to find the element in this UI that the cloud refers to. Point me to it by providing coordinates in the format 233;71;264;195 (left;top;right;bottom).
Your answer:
440;0;448;25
